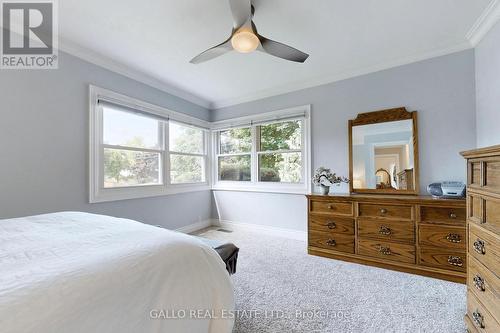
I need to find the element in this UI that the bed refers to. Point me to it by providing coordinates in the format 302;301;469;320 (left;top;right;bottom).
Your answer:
0;212;234;333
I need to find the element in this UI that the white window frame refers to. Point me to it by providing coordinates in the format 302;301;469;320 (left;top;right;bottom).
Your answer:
211;105;311;194
168;120;209;185
215;126;253;182
89;85;210;203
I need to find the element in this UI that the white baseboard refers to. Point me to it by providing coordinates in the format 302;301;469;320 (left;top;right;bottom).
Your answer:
175;219;215;234
214;219;307;242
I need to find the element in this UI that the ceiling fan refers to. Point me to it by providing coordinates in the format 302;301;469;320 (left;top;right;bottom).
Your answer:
190;0;309;64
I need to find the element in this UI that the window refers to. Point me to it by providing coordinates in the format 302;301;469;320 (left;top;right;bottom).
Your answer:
169;122;206;184
91;86;310;200
257;120;302;183
212;106;311;194
102;106;163;188
90;86;210;203
217;127;252;181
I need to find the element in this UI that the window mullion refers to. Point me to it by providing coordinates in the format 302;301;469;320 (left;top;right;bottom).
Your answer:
102;144;163;154
169;151;206;157
216;152;252;157
257;149;302;155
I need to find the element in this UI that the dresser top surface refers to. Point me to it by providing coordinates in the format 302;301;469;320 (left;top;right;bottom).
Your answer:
460;144;500;159
307;193;465;205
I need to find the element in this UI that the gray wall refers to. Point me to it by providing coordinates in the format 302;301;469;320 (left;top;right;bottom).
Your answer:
475;20;500;148
213;191;307;231
212;50;477;232
0;51;212;229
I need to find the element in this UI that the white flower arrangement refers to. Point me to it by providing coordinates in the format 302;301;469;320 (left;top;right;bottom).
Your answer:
312;167;349;187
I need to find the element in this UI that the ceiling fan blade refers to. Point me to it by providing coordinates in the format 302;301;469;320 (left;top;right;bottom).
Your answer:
258;35;309;63
228;0;252;29
189;37;233;64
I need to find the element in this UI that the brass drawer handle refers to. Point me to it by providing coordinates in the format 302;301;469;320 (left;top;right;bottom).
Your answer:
327;222;336;229
379;225;392;236
472;310;484;329
380;208;387;214
447;256;463;267
449;212;457;219
379;246;391;255
473;239;485;255
473;275;485;292
327;204;334;210
326;239;336;247
446;233;462;243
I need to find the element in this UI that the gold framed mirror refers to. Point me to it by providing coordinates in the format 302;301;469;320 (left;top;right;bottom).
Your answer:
349;107;419;195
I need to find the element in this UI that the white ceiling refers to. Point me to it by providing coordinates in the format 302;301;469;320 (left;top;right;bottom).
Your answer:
57;0;496;109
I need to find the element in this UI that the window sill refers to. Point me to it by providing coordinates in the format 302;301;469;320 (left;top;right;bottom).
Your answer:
211;184;309;195
90;184;211;203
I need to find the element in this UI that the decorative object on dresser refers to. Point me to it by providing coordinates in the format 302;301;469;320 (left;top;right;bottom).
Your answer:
349;107;419;195
427;181;466;199
307;194;466;282
312;167;349;195
461;145;500;333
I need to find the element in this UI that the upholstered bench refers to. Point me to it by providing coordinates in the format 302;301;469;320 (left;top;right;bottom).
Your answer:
197;237;239;275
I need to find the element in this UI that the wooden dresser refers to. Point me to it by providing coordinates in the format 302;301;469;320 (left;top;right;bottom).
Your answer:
461;145;500;333
307;194;467;282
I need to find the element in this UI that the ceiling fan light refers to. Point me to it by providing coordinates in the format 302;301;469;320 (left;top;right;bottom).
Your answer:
231;30;259;53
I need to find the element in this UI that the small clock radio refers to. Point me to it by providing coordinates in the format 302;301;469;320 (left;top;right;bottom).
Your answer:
427;181;466;198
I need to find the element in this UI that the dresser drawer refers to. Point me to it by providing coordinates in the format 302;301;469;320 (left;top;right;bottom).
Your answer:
468;256;500;321
358;203;412;220
309;215;354;235
469;195;500;234
484;197;500;234
418;247;466;272
469;161;482;187
309;200;353;216
358;239;415;264
308;230;355;254
420;206;466;226
469;194;484;225
467;291;500;333
469;224;500;277
358;218;414;243
418;224;466;250
484;158;500;195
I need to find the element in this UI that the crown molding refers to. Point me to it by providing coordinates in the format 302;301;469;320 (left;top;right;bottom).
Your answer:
209;42;473;109
57;38;475;112
58;38;212;109
466;0;500;46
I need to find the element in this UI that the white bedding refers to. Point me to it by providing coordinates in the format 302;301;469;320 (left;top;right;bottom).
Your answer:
0;212;234;333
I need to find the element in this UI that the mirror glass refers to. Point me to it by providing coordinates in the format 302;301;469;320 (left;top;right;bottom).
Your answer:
352;119;415;191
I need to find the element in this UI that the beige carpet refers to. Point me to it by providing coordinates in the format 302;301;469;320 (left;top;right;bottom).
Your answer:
196;227;466;333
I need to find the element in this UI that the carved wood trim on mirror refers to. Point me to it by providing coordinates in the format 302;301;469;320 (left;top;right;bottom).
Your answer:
349;107;420;195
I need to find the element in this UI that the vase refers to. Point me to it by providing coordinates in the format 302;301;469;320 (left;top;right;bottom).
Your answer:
320;184;330;195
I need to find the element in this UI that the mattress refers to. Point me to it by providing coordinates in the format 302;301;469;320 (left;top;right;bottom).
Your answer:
0;212;234;333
